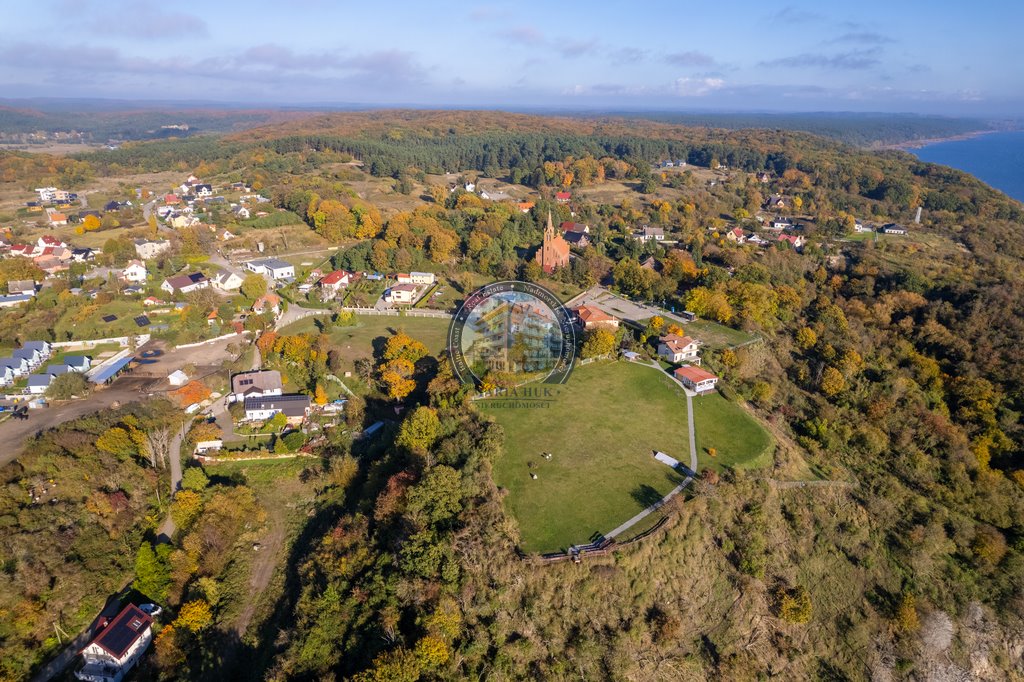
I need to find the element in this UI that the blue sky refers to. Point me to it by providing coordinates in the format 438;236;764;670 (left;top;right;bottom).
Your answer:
1;0;1021;115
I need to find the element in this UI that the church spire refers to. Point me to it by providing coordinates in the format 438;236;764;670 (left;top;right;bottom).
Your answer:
546;210;554;238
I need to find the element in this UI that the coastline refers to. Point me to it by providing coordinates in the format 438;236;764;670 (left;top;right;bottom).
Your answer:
874;129;999;151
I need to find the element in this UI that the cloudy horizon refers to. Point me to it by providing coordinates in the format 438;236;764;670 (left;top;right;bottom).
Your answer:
1;0;1021;116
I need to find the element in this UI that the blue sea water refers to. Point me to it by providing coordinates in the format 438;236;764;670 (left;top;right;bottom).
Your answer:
913;130;1024;203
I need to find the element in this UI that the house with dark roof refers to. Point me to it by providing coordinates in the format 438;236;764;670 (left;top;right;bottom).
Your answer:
75;603;153;682
63;355;91;372
7;280;36;296
27;373;54;394
161;272;209;295
562;231;590;247
231;370;283;402
243;394;310;424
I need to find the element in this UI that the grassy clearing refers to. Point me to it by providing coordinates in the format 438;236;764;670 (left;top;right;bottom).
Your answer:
485;361;689;553
692;391;774;472
684;319;757;349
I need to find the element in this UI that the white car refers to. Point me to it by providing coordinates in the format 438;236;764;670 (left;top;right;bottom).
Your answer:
139;603;163;617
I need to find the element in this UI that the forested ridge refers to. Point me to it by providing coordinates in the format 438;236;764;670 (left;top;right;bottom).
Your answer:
2;110;1024;680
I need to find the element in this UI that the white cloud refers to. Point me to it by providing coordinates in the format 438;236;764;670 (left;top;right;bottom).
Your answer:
673;77;725;96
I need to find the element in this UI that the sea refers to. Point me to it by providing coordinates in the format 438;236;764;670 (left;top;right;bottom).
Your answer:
912;130;1024;203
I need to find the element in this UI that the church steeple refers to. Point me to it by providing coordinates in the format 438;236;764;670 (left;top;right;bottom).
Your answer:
545;210;555;239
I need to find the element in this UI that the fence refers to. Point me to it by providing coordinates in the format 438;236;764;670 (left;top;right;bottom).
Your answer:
51;333;151;350
174;330;249;350
340;307;452;319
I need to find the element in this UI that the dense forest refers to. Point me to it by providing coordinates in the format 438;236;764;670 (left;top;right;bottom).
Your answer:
2;109;1024;680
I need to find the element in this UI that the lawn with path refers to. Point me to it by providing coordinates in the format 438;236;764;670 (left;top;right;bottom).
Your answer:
692;391;774;471
485;360;689;553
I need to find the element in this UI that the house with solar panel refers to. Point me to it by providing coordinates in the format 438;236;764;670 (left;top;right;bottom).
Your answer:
75;603;153;682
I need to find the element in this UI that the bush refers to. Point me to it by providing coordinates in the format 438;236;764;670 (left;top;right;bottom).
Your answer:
45;372;91;400
281;430;307;452
717;381;738;402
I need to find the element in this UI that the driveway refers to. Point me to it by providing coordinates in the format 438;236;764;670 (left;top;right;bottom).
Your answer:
570;286;691;328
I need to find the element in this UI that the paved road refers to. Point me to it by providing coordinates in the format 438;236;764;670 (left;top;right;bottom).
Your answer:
604;361;699;540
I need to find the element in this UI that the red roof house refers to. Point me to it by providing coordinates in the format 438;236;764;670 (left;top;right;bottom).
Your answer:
673;365;718;393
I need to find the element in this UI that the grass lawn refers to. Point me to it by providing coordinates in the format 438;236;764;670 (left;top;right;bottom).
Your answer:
278;313;451;375
692;391;774;471
683;320;756;349
485;361;689;553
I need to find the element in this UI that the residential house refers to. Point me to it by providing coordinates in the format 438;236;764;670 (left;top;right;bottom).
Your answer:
232;206;250;219
8;244;37;257
62;352;90;368
574;305;620;330
169;214;196;229
534;211;570;274
243;394;310;424
143;296;163;306
251;293;281;316
396;272;435;285
764;194;786;210
164;194;180;205
134;239;171;260
555;191;571;203
47;212;67;226
658;334;701;364
385;283;418;304
103;200;125;212
37;235;66;249
70;248;96;262
318;269;357;297
633;225;665;242
0;357;29;377
211;271;243;291
161;272;209;295
674;365;719;393
35;187;69;203
12;347;43;369
27;373;53;395
479;189;511;201
231;370;283;402
245;258;295;280
7;280;36;296
560;221;590;235
74;603;153;682
193;184;213;197
0;294;32;308
746;234;769;246
882;223;907;235
854;220;871;233
757;172;771;183
777;234;805;249
45;364;72;377
122;260;147;283
563;231;590;247
0;365;13;386
517;201;535;213
23;341;52;361
769;217;793;230
725;227;746;244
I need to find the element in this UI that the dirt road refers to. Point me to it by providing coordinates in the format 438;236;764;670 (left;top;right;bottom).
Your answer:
0;336;241;468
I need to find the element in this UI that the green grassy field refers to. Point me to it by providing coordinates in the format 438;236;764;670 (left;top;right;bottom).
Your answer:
485;361;689;553
278;313;451;371
684;320;757;349
692;391;774;471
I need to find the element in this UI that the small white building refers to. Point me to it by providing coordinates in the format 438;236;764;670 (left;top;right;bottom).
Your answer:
168;370;189;386
122;260;148;283
674;365;719;393
633;226;665;242
134;239;172;260
396;272;436;285
245;258;295;280
212;271;244;291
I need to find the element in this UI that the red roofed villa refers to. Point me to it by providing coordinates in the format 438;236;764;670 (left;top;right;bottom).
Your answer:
555;191;571;203
75;603;153;682
574;305;619;330
674;365;719;393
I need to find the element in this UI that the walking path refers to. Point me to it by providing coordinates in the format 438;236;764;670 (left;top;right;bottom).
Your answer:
604;361;699;540
156;422;186;540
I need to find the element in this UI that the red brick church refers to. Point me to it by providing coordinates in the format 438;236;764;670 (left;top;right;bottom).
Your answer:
534;211;570;273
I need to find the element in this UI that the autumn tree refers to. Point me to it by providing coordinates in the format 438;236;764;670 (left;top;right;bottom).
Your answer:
820;366;846;397
174;600;213;633
240;272;267;300
580;328;616;359
380;358;416;400
396;406;442;453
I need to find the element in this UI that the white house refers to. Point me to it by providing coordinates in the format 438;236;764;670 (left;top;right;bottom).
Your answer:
12;347;43;369
26;373;53;395
633;226;665;242
63;355;91;372
657;334;701;364
231;370;283;402
245;258;295;280
122;260;148;283
161;272;209;295
674;365;719;393
385;283;418;304
0;365;13;386
396;272;436;285
882;223;907;235
212;271;244;291
317;270;356;297
75;604;153;682
0;357;29;377
243;394;310;424
134;239;172;260
168;370;189;387
769;218;793;230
